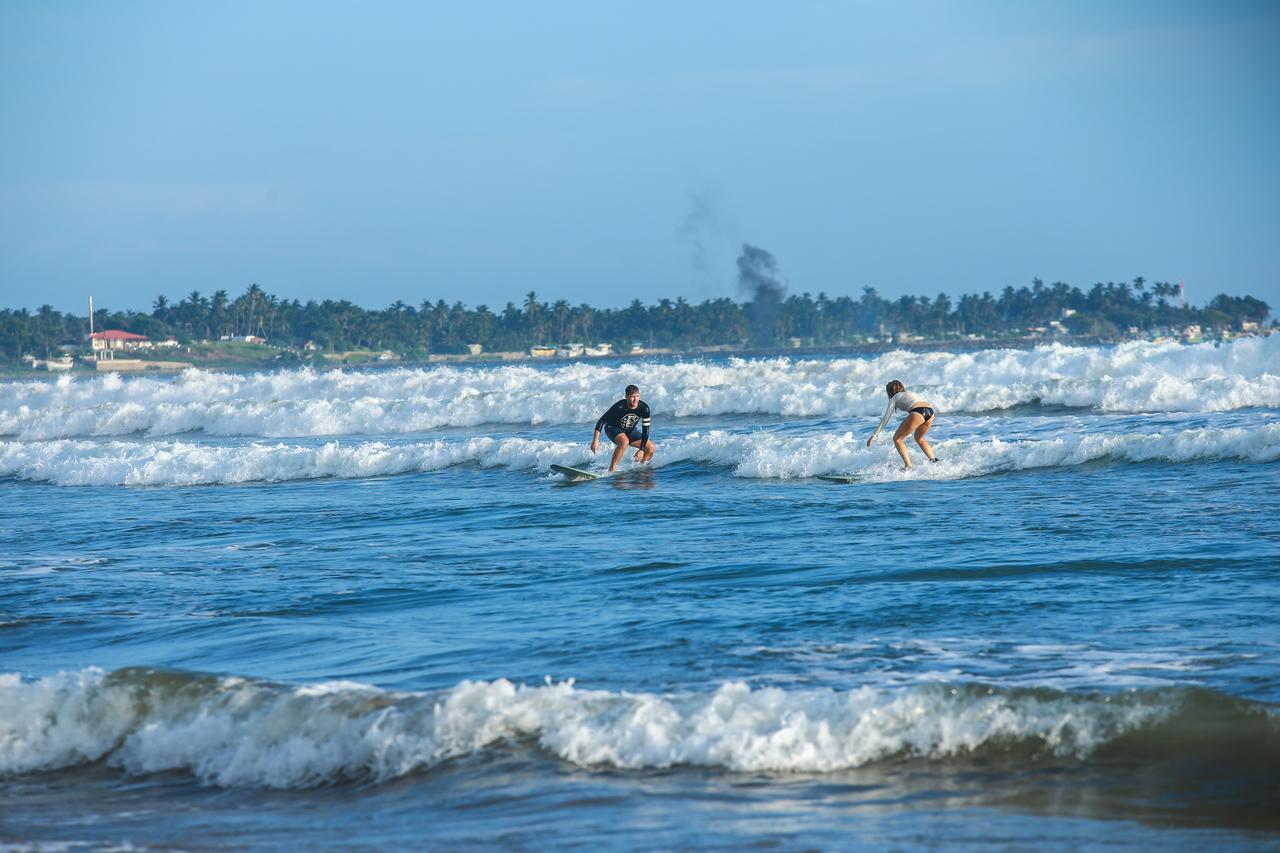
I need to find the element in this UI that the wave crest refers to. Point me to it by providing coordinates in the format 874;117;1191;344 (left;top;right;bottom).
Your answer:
4;668;1274;788
2;337;1277;439
2;423;1276;486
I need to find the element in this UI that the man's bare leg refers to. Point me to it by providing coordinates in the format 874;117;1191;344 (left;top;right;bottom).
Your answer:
610;434;630;471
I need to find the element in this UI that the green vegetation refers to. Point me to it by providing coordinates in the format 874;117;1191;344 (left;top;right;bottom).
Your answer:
1;278;1271;367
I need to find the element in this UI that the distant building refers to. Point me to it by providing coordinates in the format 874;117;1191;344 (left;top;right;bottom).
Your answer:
90;330;149;360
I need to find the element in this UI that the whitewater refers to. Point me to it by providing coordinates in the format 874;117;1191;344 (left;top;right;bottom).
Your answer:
3;336;1277;440
2;338;1278;849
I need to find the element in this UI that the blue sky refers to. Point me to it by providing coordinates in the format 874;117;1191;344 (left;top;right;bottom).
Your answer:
2;1;1277;315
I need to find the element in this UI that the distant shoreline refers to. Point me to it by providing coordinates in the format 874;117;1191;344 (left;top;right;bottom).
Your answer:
8;332;1273;379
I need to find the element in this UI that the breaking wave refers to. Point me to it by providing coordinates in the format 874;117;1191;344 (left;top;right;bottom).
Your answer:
2;337;1277;440
2;668;1275;788
2;423;1276;486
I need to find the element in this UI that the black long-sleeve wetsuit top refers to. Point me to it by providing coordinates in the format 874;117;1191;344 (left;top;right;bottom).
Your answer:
595;399;651;447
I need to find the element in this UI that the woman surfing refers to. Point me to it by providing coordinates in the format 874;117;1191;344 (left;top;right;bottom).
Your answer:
866;380;940;470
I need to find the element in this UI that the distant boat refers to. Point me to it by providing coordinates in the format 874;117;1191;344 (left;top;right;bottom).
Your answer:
27;355;75;372
529;345;556;358
584;343;612;357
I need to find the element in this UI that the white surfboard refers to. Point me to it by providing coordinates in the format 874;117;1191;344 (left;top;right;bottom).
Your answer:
550;464;600;481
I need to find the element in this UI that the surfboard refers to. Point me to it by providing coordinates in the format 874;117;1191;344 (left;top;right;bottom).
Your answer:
817;474;859;484
550;464;600;481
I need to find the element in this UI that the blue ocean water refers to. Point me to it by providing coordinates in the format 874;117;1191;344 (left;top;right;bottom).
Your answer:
2;338;1278;849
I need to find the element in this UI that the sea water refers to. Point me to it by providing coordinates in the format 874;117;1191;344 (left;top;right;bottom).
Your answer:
1;338;1277;849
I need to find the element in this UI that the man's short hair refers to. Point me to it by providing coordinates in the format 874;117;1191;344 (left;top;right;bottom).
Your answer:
625;384;640;396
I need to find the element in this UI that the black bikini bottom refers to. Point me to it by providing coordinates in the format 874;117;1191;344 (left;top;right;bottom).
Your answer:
910;406;934;421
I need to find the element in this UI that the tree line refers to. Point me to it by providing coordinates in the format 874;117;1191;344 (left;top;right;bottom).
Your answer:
1;277;1272;363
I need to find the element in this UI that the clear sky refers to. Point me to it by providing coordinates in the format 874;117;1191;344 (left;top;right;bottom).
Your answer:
2;1;1277;316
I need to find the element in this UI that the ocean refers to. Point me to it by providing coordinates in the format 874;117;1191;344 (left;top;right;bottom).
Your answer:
2;337;1278;849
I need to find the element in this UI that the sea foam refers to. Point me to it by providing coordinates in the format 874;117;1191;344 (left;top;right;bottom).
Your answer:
2;423;1276;486
6;668;1272;788
2;337;1277;439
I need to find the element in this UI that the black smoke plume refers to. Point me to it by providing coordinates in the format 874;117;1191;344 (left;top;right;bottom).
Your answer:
736;243;787;346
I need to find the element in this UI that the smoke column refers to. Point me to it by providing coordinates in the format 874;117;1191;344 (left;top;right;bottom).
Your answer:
737;243;787;346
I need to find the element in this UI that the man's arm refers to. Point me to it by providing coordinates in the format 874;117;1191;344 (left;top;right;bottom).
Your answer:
592;402;616;451
594;402;616;434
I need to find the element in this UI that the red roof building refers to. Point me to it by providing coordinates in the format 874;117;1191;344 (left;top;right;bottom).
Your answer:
90;330;148;342
90;330;150;355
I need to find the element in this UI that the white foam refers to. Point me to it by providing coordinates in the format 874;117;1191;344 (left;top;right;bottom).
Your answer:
2;422;1275;486
0;669;1176;787
669;421;1280;480
0;435;590;486
2;337;1277;439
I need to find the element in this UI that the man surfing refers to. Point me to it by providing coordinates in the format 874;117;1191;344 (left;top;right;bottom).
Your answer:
590;384;655;472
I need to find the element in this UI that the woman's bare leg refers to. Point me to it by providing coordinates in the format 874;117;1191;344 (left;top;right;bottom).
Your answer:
914;417;937;462
893;413;924;469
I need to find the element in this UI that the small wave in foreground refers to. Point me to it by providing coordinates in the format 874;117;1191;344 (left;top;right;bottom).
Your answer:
2;668;1276;789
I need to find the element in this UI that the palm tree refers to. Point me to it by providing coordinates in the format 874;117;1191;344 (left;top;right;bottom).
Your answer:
552;299;570;342
211;290;230;338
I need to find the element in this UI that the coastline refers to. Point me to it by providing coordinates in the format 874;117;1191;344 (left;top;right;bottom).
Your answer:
2;334;1106;378
6;331;1271;379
